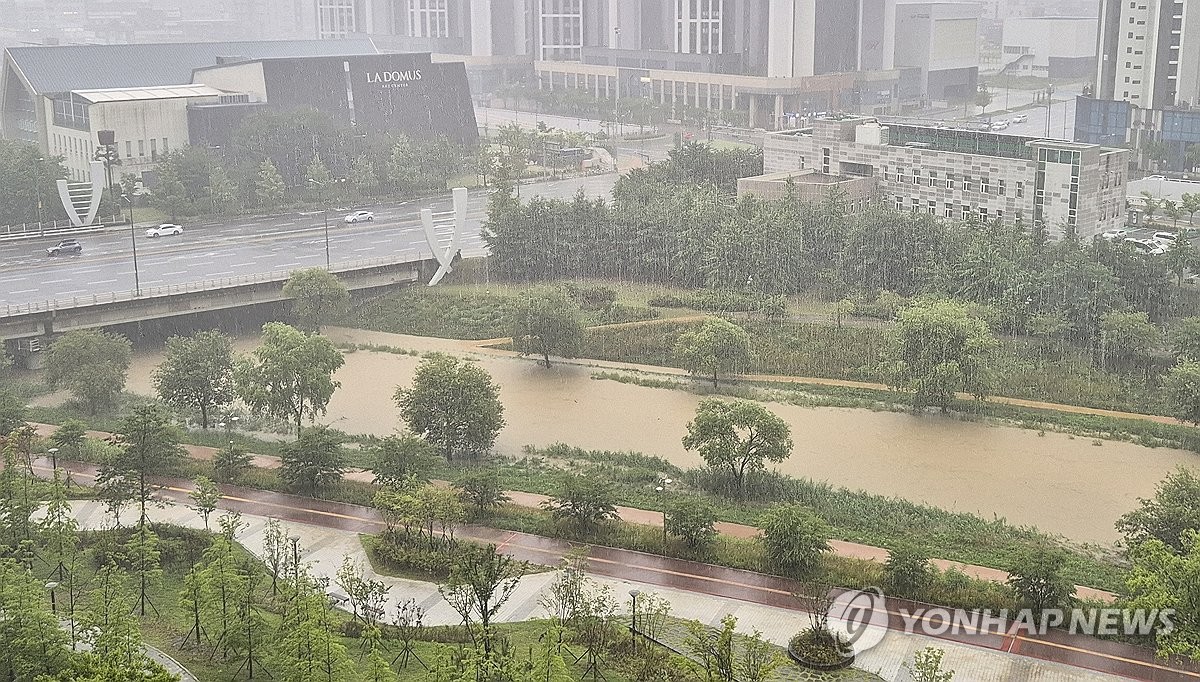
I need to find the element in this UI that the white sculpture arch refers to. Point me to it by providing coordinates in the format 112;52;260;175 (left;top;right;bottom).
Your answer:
56;160;106;227
421;186;467;286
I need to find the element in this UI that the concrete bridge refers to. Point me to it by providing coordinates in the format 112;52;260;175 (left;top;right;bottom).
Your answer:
1;252;438;366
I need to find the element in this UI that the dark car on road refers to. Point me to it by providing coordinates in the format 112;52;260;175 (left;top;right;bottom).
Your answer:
46;239;82;256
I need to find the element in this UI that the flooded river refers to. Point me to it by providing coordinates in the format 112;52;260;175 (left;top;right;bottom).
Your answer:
121;328;1200;545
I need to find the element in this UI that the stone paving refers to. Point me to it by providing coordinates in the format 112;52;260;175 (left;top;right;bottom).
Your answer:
58;500;1131;682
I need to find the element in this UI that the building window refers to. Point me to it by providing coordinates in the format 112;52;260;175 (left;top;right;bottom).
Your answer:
162;138;168;153
928;171;937;187
675;0;724;55
927;200;937;215
1016;181;1024;198
150;138;157;160
138;140;145;157
913;169;921;184
944;204;954;218
998;180;1006;196
317;0;358;39
979;207;989;220
125;141;132;158
408;0;449;38
895;196;904;211
962;205;972;221
981;177;990;194
945;172;954;189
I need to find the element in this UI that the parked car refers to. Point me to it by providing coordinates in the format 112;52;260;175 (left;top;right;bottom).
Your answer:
145;223;183;237
344;210;374;223
1124;238;1167;255
46;239;82;257
1099;228;1129;241
1153;231;1178;246
990;121;1010;131
1011;114;1028;124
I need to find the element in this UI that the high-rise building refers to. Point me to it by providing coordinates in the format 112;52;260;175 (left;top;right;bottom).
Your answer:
1095;0;1200;109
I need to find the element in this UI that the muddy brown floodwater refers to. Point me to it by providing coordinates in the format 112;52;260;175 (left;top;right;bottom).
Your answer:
121;328;1200;545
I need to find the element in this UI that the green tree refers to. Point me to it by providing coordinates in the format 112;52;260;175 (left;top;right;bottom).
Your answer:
904;647;955;682
105;402;185;527
208;163;238;214
1100;310;1161;372
50;418;88;460
438;543;528;653
149;157;192;219
213;441;252;483
664;495;718;548
348;154;378;196
395;353;505;460
1170;317;1200;359
1125;531;1200;660
1182;192;1200;224
255;158;286;209
152;330;235;429
282;268;351;333
1007;547;1075;615
0;559;72;680
759;504;831;574
188;476;222;530
541;475;619;529
883;544;935;599
305;154;332;189
122;523;164;617
369;434;437;489
454;470;511;515
681;399;793;497
1163;199;1185;230
0;140;68;223
45;330;132;414
885;299;997;411
279;426;345;496
1117;467;1200;552
235;322;345;432
1142;191;1162;223
1165;360;1200;425
673;318;753;387
0;388;25;435
509;286;584;368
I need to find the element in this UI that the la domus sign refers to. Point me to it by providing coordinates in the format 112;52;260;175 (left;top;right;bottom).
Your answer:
367;70;423;85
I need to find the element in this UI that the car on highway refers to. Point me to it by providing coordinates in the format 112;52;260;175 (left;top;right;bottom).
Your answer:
1011;114;1028;124
1099;228;1129;241
990;120;1010;132
344;210;375;223
1124;237;1167;255
46;239;82;257
145;223;184;237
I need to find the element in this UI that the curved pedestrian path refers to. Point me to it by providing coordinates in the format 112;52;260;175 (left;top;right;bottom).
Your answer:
31;456;1198;682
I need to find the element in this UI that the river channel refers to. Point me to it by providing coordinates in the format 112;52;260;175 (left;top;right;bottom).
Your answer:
120;327;1200;545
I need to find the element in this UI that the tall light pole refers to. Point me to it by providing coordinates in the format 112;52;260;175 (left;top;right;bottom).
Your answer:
121;193;140;296
628;589;640;651
308;179;331;269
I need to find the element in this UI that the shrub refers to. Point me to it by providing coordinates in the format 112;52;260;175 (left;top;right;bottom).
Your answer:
542;475;619;529
559;282;617;309
647;289;785;316
664;495;718;549
759;504;831;574
882;544;935;599
788;627;852;667
1007;547;1075;615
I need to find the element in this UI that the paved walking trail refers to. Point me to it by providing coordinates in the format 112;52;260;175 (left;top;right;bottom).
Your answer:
32;457;1187;682
30;422;1117;601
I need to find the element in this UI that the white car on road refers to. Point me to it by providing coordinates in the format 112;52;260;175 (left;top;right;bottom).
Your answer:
344;210;375;223
1153;231;1179;246
145;223;183;237
1099;228;1129;241
1124;238;1167;255
1011;114;1028;124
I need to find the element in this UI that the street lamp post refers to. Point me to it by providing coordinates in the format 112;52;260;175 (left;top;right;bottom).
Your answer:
628;589;640;651
121;194;140;296
289;535;301;588
46;581;58;615
47;447;58;474
308;179;331;269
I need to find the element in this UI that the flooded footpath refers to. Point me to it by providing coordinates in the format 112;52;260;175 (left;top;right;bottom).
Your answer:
120;328;1200;545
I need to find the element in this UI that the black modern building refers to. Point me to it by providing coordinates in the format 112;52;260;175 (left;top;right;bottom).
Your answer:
188;52;478;149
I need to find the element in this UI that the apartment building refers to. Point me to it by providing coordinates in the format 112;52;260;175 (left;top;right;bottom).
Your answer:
1096;0;1200;109
763;116;1130;240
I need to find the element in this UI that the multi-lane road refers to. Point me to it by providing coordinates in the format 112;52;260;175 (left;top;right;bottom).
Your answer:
0;174;618;309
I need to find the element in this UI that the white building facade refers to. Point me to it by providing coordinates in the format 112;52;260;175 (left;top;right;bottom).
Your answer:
763;116;1129;240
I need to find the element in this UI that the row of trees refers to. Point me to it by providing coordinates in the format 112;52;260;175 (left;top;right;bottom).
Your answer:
484;142;1192;354
0;140;70;224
